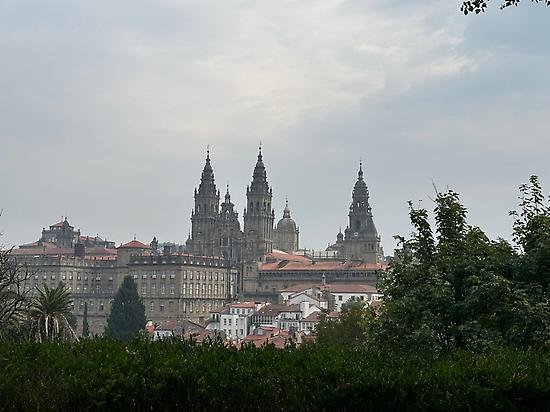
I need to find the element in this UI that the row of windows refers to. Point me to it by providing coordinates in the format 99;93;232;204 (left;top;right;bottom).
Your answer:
133;271;225;281
149;299;223;314
31;274;113;282
222;317;243;326
23;281;113;294
137;283;226;297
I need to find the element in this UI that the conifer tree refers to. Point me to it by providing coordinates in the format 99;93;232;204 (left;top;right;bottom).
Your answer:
105;276;146;341
82;302;89;337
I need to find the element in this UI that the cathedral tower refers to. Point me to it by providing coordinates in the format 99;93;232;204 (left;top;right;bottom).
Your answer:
243;147;274;261
342;162;381;263
188;149;221;257
218;185;243;263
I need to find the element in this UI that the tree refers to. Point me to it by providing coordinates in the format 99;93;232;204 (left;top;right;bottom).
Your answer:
368;188;549;352
82;302;89;337
30;283;77;342
317;299;371;346
0;247;31;338
105;276;146;341
462;0;550;15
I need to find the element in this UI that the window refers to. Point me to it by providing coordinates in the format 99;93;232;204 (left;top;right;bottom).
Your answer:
150;301;155;311
169;301;174;312
141;284;147;295
182;283;187;296
169;284;175;295
151;284;156;294
161;284;166;295
160;304;165;312
133;274;138;280
223;318;227;325
338;295;343;301
142;274;147;279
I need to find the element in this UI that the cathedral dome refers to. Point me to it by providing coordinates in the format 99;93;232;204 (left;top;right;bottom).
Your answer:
276;202;297;232
277;216;297;232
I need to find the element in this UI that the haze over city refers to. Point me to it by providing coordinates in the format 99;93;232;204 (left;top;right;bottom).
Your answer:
1;0;549;253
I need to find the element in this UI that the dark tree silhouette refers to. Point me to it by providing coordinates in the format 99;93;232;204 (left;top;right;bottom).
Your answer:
462;0;550;15
105;276;146;341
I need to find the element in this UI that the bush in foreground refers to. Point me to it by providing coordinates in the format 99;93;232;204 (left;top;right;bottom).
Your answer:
1;339;550;411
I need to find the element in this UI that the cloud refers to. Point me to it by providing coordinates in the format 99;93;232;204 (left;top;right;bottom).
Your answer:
0;0;548;253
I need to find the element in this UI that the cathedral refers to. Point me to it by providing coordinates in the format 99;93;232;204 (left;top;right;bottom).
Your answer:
186;147;301;264
185;146;383;299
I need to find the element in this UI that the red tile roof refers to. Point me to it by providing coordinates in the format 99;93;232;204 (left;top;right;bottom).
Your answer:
279;304;300;312
253;305;287;317
12;245;117;257
51;220;69;227
267;250;312;263
260;260;385;272
281;283;378;294
230;302;258;309
302;311;322;322
119;240;151;249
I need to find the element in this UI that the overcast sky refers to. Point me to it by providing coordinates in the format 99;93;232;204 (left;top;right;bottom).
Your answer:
1;0;549;253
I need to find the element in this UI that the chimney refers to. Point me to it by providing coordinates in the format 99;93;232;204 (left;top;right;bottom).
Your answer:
300;301;310;318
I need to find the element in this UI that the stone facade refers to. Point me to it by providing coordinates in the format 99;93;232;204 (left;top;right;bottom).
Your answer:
13;240;237;336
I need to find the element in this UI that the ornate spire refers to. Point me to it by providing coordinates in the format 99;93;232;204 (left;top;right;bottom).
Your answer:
197;147;216;196
225;184;231;203
352;160;369;205
250;145;269;193
283;198;291;218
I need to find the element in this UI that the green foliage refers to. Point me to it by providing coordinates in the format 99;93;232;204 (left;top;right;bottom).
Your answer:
105;276;146;341
462;0;550;15
30;283;76;342
370;181;550;352
317;299;372;347
1;339;550;410
82;302;89;337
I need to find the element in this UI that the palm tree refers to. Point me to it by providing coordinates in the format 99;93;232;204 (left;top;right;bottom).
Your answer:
30;283;77;342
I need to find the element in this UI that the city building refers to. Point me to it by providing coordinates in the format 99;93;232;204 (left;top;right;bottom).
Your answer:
9;146;386;335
